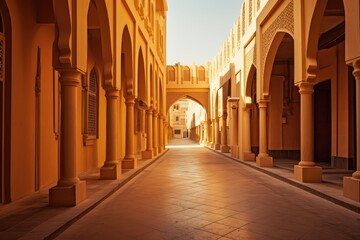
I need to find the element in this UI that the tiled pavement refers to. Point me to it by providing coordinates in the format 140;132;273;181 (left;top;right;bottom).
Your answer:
1;138;360;239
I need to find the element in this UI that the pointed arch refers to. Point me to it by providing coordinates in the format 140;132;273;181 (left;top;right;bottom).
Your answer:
245;64;256;98
121;25;134;95
262;31;293;98
137;47;146;102
91;0;113;86
0;0;11;203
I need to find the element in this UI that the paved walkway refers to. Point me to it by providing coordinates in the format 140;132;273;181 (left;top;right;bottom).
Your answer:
55;138;360;240
1;138;359;239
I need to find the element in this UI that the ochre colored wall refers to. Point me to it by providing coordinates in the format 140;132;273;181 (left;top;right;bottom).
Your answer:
8;0;58;200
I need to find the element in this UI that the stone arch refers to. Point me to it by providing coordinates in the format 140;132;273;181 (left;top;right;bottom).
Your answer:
167;94;208;119
137;47;146;102
262;31;294;98
159;77;164;114
245;64;256;98
306;0;328;80
0;0;11;203
90;0;113;86
121;25;134;95
52;0;72;67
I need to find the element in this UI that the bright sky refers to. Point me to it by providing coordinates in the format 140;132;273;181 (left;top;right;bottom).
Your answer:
166;0;244;66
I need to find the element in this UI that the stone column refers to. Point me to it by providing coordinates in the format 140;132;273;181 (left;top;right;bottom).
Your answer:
221;111;230;153
206;119;211;146
294;82;322;182
153;109;159;156
122;95;138;169
256;101;273;167
210;119;215;148
159;114;164;152
49;70;86;206
344;61;360;201
164;121;169;144
214;117;221;150
100;89;120;179
142;107;153;159
228;98;239;158
243;106;255;161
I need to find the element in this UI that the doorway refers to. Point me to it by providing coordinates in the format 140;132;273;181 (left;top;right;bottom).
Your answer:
314;80;331;163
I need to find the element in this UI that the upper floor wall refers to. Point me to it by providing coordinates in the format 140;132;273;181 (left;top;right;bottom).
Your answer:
166;63;209;89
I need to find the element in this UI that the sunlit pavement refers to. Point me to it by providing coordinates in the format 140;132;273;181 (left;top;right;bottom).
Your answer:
55;138;360;240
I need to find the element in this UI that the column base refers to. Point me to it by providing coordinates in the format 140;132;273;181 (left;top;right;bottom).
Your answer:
210;143;215;148
215;144;221;150
153;147;158;156
122;157;138;169
49;181;86;207
100;164;121;180
243;152;255;161
343;177;360;202
294;165;322;183
141;149;153;159
158;146;163;154
231;146;239;158
221;145;230;153
256;156;273;167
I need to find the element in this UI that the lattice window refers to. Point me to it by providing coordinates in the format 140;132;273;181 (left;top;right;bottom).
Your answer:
0;34;4;82
257;0;261;11
88;68;98;136
242;4;246;36
249;0;253;25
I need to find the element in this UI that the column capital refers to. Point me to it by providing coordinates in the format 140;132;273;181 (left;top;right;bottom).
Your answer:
105;88;119;99
146;107;154;115
59;70;82;86
159;114;164;119
351;59;360;81
125;95;136;104
257;100;269;109
297;82;314;94
228;97;240;109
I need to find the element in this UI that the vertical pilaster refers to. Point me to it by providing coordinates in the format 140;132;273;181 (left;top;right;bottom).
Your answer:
210;119;215;148
214;117;221;150
294;82;322;182
344;60;360;201
221;111;230;153
159;114;164;152
122;95;138;169
229;98;239;158
49;70;86;206
256;101;273;167
153;109;159;156
243;106;255;161
142;107;153;159
100;89;121;179
206;119;211;146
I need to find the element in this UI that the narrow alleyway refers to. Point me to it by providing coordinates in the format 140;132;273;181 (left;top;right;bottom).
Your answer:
56;139;360;240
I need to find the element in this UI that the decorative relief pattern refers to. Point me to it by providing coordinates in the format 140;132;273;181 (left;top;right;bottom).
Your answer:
0;35;4;81
249;0;253;25
261;0;294;69
245;46;255;79
242;5;246;36
257;0;261;11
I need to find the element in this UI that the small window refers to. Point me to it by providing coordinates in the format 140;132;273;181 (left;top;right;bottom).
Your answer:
174;129;181;135
176;116;179;122
88;68;98;136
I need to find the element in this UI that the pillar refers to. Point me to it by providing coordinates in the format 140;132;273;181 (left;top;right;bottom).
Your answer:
243;106;255;161
294;82;322;182
122;95;138;169
206;119;211;146
153;109;159;156
229;98;239;158
142;107;153;159
344;61;360;201
49;70;86;206
100;89;120;179
210;119;215;148
164;121;169;145
256;101;273;167
159;114;164;152
214;117;221;150
221;111;230;153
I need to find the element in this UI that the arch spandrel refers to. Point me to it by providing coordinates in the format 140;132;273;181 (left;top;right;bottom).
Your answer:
121;25;134;96
166;92;209;117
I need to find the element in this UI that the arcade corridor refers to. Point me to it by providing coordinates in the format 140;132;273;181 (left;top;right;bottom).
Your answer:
53;139;359;240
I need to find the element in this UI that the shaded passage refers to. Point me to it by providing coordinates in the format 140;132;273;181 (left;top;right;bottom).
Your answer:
57;139;360;240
